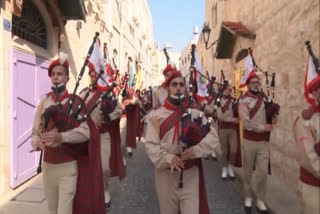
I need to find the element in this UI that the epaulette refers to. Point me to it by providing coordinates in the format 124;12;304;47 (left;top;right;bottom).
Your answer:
239;93;248;104
40;92;50;100
239;93;248;100
301;106;315;120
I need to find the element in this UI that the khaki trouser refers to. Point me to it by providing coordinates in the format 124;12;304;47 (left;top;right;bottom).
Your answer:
155;166;199;214
42;160;78;214
218;128;237;167
101;132;111;191
120;117;127;152
241;139;269;200
298;180;320;214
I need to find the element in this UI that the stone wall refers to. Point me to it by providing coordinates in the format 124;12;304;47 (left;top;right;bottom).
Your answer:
0;0;155;198
199;0;320;193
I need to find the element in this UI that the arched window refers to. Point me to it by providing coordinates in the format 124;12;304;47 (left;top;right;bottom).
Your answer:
12;0;47;49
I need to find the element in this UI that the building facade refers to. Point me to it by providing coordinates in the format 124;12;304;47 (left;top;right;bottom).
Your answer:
198;0;319;193
0;0;154;198
152;47;180;87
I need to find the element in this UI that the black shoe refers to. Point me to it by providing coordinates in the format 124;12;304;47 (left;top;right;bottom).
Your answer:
128;152;133;158
244;206;252;214
204;156;209;160
229;176;235;181
221;176;227;181
105;200;111;209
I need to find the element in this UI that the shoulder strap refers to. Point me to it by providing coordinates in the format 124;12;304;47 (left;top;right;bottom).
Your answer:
37;97;47;132
86;91;102;112
221;97;232;113
302;107;314;120
151;115;160;135
249;95;263;119
153;90;160;106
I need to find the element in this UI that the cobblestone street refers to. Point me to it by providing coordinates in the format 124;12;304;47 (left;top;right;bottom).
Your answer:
0;141;248;214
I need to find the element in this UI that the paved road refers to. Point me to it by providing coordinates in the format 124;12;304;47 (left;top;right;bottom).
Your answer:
0;141;247;214
108;142;245;214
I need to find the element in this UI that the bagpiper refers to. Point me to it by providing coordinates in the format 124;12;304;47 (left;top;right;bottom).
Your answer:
145;70;219;214
293;41;320;214
31;53;105;214
79;63;124;208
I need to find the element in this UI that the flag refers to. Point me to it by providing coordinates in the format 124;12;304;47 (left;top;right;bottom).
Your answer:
88;38;111;92
127;62;134;88
194;50;208;98
304;54;320;104
240;49;257;88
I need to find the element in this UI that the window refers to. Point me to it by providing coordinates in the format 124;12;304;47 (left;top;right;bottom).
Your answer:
211;2;217;28
12;0;47;48
129;24;135;39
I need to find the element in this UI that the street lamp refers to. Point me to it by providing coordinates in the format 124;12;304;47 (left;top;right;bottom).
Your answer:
202;24;218;50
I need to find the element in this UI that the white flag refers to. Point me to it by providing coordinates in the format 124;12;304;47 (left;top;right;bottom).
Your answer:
88;38;111;91
194;50;208;97
240;50;255;88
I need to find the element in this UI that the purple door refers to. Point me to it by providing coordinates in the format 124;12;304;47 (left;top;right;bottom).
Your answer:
10;49;51;188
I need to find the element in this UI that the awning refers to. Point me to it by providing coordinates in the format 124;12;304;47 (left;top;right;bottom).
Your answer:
57;0;87;21
215;21;255;59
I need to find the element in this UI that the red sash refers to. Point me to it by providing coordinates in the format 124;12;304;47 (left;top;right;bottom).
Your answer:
249;94;264;119
50;90;69;103
159;100;186;143
100;119;126;179
126;104;139;148
85;90;102;112
221;97;232;113
300;167;320;187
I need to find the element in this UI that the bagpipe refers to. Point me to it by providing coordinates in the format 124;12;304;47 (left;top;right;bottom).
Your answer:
305;41;320;157
190;66;240;119
248;47;280;126
36;32;119;172
305;40;320;74
178;44;213;188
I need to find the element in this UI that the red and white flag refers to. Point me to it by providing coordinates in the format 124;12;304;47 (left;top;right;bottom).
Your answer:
88;38;112;91
240;49;256;88
304;54;320;104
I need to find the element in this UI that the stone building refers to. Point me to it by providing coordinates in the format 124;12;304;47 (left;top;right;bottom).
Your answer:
152;47;180;87
180;26;200;77
198;0;319;194
0;0;154;199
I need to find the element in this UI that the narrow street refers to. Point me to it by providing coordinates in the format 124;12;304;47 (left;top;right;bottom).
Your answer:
0;141;246;214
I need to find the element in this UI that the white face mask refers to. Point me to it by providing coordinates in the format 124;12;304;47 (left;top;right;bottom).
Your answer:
168;94;186;105
51;82;66;94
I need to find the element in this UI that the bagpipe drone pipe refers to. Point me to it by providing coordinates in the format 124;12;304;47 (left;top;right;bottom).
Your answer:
178;44;214;188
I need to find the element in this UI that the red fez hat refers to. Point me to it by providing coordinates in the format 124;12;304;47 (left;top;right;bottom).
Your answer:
246;71;259;84
163;63;177;75
48;52;69;77
165;70;183;86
